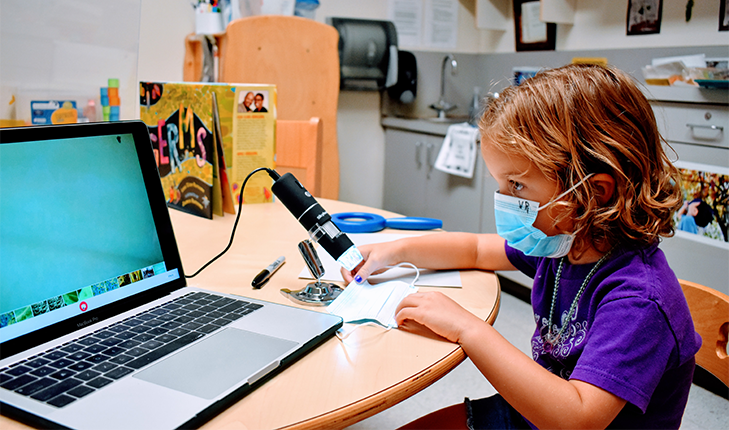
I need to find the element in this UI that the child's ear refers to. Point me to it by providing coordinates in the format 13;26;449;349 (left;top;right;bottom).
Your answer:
591;173;616;205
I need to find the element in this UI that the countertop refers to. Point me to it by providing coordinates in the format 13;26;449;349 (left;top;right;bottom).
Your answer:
381;116;473;136
640;85;728;105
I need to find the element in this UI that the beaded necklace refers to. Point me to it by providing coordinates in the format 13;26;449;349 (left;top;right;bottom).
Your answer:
544;249;613;346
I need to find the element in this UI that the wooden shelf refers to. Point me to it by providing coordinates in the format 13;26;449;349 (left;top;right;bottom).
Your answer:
476;0;577;29
541;0;576;24
476;0;509;30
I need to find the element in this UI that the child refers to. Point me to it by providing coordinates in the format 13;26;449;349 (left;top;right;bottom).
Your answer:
343;64;701;429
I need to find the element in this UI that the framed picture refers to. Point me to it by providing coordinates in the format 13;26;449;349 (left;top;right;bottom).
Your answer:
626;0;663;35
673;161;729;246
513;0;556;52
721;0;729;31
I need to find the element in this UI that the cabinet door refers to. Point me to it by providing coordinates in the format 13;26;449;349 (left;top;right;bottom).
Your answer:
383;129;427;217
425;134;484;233
480;169;499;234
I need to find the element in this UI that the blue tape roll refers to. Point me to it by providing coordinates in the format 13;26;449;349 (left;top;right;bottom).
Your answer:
332;212;443;233
332;212;387;233
385;217;442;230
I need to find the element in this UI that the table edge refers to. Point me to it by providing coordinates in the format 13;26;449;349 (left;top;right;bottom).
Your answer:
283;278;502;430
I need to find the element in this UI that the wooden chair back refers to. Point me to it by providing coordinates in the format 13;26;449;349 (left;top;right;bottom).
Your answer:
183;15;340;200
679;279;729;387
276;118;323;197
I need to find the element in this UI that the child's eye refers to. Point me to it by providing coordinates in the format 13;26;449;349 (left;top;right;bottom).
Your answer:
509;180;524;192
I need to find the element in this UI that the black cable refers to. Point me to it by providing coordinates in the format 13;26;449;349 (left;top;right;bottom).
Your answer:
185;167;274;278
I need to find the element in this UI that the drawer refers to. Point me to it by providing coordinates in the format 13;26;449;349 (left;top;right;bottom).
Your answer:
652;102;728;149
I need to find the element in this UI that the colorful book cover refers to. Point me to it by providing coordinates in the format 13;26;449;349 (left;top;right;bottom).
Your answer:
230;85;277;205
139;82;275;218
140;82;216;218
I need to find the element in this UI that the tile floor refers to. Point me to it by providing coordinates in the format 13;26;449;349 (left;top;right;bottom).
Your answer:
347;292;729;429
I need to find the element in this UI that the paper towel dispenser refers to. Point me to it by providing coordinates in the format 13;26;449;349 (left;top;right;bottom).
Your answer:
327;17;398;91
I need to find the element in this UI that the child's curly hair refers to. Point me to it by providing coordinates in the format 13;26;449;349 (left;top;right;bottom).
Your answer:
479;63;682;251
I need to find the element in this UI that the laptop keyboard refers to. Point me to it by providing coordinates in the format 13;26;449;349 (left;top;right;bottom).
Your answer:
0;292;263;408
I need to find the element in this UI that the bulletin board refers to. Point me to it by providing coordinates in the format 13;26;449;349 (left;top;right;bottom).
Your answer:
0;0;142;122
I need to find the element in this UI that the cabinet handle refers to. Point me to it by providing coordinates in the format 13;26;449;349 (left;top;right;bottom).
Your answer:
415;141;423;169
426;142;435;179
686;123;723;132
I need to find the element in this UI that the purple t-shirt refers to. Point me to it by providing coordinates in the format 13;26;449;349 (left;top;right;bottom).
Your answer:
505;242;701;428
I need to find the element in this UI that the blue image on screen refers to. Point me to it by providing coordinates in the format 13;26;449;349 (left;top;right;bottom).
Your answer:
0;134;165;315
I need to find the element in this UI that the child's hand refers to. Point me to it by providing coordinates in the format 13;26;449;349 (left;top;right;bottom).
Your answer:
395;291;483;344
340;242;398;284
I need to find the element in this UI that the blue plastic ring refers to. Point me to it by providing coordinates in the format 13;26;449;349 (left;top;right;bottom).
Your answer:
331;212;387;233
385;217;442;230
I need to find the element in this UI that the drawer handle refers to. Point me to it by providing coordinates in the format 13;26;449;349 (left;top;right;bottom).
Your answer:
426;142;435;179
415;141;423;169
686;123;724;132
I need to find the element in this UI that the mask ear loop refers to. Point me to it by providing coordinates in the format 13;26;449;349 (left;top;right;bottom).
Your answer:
537;173;595;212
385;262;420;287
336;322;390;340
335;262;421;341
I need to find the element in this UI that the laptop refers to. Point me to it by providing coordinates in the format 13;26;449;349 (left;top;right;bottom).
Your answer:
0;121;343;429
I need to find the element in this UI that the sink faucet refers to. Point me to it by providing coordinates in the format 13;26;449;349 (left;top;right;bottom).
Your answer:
430;54;458;119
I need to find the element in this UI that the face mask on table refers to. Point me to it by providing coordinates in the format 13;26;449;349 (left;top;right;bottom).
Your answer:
494;174;593;258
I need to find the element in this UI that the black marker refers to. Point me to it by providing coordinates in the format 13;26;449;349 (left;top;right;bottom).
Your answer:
252;256;286;289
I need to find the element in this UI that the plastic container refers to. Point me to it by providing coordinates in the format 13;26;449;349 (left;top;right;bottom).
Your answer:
468;87;481;126
294;0;319;19
83;100;97;122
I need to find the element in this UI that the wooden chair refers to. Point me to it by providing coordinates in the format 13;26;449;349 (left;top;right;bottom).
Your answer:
184;15;340;200
275;118;323;197
679;279;729;387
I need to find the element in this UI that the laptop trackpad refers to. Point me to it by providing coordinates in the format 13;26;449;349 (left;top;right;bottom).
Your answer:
134;328;297;399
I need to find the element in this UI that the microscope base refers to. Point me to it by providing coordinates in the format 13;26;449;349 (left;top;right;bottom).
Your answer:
280;282;343;306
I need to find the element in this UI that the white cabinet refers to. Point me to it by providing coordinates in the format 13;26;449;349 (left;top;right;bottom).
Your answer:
476;0;575;30
480;170;499;234
653;102;728;149
383;129;430;218
651;100;729;295
383;128;484;233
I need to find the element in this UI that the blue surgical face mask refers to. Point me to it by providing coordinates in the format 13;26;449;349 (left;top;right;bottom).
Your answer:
494;174;593;258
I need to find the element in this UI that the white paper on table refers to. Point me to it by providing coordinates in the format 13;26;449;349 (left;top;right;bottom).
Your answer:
434;123;479;178
298;233;463;288
327;279;417;328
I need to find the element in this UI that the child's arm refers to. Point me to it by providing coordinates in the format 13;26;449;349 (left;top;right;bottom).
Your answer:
341;232;516;283
395;293;627;428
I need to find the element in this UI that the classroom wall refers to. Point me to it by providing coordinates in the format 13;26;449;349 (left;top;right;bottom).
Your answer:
1;0;144;122
135;0;728;209
2;1;725;204
137;1;193;82
316;0;493;207
315;0;728;207
556;0;727;51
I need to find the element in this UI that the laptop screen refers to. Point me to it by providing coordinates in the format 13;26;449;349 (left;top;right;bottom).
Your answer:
0;122;184;350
